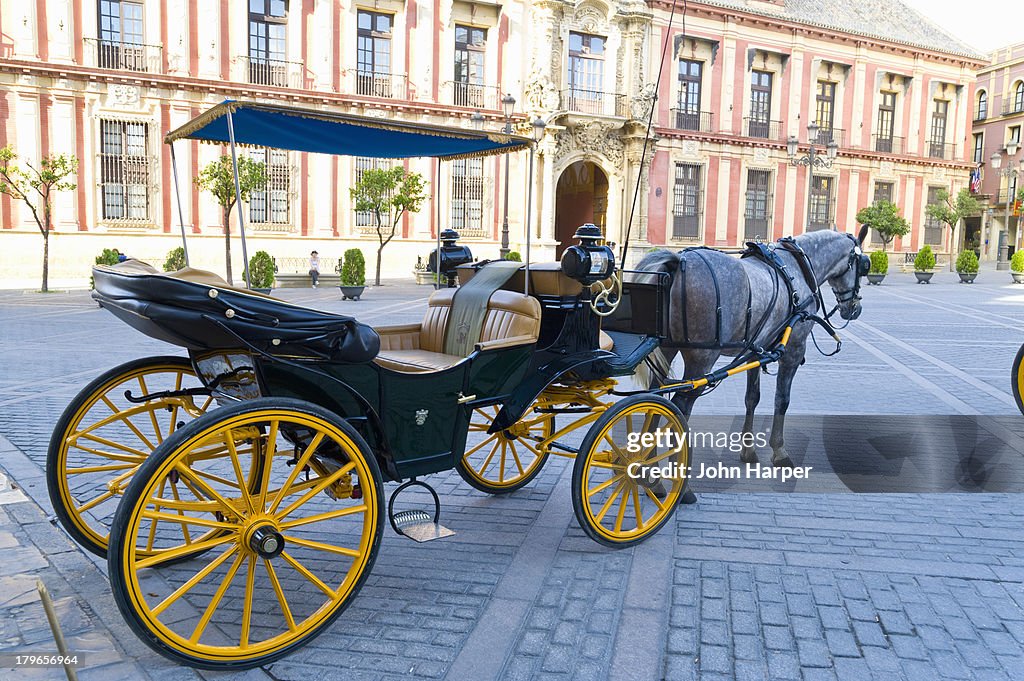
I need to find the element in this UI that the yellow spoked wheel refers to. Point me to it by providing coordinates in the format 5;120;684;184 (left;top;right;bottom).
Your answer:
107;398;383;670
1012;343;1024;417
571;395;689;548
456;403;554;494
47;356;215;557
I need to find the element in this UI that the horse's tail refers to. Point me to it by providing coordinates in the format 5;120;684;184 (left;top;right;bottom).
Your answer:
630;249;679;388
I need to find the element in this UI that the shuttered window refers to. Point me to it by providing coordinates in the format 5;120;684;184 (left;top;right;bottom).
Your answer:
672;163;702;240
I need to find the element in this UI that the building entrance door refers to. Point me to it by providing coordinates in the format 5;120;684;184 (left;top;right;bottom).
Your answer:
554;161;609;257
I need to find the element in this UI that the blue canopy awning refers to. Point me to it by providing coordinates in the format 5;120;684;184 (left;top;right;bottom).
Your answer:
164;100;533;160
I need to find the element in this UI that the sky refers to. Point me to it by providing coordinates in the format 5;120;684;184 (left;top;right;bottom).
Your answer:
898;0;1021;53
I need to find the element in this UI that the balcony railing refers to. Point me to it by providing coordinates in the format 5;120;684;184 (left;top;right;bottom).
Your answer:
443;81;502;110
811;126;845;148
671;109;714;132
927;141;956;160
1002;101;1024;116
742;118;783;141
974;111;988;122
994;189;1022;206
244;56;304;88
872;134;905;154
87;38;162;73
561;88;628;118
353;70;409;99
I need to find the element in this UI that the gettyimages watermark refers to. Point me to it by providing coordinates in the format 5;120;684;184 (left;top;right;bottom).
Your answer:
616;415;1024;493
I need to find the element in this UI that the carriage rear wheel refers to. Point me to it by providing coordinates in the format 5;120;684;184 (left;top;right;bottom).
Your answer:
47;356;215;557
107;398;383;670
456;403;554;494
1012;343;1024;417
571;395;689;548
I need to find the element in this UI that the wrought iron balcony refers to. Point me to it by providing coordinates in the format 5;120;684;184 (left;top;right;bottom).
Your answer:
561;88;628;118
872;134;905;154
742;117;783;141
353;70;409;99
244;56;304;88
671;109;714;132
443;81;502;110
87;38;162;73
811;126;845;148
926;141;956;160
974;110;988;122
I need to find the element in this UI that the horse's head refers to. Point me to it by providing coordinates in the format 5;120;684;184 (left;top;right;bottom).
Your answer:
826;225;870;321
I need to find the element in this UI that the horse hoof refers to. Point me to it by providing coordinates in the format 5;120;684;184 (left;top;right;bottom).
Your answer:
679;489;698;505
772;453;794;468
740;448;759;464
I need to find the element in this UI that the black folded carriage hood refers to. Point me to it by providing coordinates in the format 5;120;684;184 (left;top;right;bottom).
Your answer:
92;261;380;364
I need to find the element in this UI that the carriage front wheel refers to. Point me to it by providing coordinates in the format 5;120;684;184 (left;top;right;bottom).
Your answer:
456;402;555;494
107;397;383;670
571;395;689;548
1012;343;1024;417
47;356;215;557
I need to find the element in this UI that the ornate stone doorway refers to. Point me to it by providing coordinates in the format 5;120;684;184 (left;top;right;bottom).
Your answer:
554;160;609;257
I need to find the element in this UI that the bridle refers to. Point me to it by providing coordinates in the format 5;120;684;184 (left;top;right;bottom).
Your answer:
828;233;870;315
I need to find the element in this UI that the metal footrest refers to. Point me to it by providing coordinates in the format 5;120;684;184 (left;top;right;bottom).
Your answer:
387;479;454;543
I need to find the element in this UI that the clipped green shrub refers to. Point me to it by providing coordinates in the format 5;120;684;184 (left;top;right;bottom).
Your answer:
913;245;935;272
505;251;522;262
869;250;888;275
1012;250;1024;273
955;249;979;274
248;250;275;289
90;248;121;289
163;246;186;272
340;248;366;286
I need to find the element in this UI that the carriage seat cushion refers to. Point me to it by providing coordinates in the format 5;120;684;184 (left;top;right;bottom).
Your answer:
374;288;541;373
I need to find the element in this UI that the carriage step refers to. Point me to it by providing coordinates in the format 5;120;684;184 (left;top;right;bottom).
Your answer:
387;479;455;542
390;510;455;543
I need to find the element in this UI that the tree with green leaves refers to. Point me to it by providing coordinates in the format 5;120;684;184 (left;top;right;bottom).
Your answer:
0;146;78;292
925;188;982;269
194;155;267;285
855;200;910;252
350;166;427;286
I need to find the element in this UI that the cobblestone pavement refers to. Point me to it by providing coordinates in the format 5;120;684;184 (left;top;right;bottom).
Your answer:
0;270;1023;680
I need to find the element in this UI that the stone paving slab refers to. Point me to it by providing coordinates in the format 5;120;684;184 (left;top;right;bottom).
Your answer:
0;274;1023;679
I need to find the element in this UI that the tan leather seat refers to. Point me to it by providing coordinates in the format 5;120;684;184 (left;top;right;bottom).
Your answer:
374;288;541;373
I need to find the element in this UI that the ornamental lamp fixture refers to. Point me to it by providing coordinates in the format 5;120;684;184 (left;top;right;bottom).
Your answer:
1007;139;1021;157
501;94;516;122
532;117;547;142
991;151;1002;169
470;110;484;130
827;141;839;161
787;135;798;157
807;121;820;141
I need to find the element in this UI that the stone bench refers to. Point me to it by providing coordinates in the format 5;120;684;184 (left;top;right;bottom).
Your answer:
274;273;342;288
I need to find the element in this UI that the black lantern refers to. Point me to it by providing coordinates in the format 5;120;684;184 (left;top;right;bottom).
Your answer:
560;223;616;285
428;229;474;288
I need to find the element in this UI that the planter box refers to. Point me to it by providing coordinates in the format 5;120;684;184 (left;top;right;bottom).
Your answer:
914;271;934;284
866;273;886;285
413;270;436;285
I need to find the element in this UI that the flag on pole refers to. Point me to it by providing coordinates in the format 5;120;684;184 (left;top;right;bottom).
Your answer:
969;167;982;194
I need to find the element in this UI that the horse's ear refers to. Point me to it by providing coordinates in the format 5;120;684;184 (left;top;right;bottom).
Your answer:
856;224;869;246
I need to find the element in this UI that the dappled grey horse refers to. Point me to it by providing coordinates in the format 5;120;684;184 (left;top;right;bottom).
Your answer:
634;227;869;468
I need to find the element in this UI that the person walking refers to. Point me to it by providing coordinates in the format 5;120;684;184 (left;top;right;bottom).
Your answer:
309;250;320;288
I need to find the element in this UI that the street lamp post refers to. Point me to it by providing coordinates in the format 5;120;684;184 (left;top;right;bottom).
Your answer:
991;141;1020;270
787;122;839;232
500;93;516;259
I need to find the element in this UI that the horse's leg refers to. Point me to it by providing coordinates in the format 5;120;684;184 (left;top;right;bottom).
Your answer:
769;331;809;467
740;368;761;464
671;349;718;419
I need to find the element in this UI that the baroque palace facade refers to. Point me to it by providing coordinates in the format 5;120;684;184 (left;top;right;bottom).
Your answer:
0;0;986;287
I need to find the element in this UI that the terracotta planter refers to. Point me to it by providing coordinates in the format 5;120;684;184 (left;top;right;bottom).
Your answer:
957;272;977;284
339;285;365;300
914;271;934;284
866;273;886;285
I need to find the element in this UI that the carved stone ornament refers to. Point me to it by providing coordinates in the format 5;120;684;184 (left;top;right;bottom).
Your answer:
931;166;947;181
681;139;700;159
630;83;657;121
752;147;772;167
573;5;605;34
110;84;140;106
523;70;560;115
878;160;895;178
555;121;624;166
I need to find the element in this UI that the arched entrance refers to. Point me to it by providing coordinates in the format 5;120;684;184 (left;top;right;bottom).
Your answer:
555;161;609;257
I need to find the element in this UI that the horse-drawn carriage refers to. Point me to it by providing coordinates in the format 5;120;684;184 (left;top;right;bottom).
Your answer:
46;101;867;670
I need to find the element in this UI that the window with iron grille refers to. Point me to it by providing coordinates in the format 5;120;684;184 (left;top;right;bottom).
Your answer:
248;0;287;86
876;91;896;151
451;158;485;237
744;170;772;240
357;11;393;97
929;100;948;157
676;60;702;130
454;25;486;108
748;71;773;137
98;0;145;70
808;175;833;231
248;148;290;226
924;186;944;245
354;157;394;229
568;32;605;113
672;163;702;239
973;133;985;164
976;90;988;120
99;119;151;222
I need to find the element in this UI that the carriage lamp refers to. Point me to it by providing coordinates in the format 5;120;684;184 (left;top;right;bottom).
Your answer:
429;229;473;287
561;223;616;285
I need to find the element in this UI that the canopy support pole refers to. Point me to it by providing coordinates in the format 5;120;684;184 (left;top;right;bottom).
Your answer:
225;110;252;289
524;146;535;296
168;142;190;267
437;157;442;285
